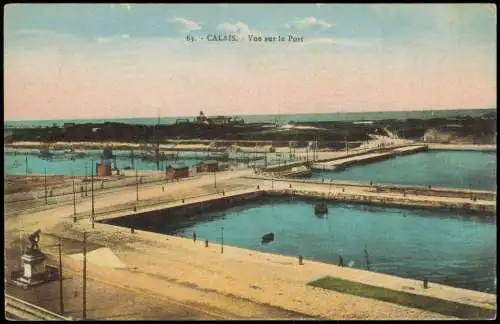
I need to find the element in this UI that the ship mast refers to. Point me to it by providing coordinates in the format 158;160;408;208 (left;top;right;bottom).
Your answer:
155;110;160;170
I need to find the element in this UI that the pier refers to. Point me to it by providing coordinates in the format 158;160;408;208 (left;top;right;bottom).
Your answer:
311;145;428;171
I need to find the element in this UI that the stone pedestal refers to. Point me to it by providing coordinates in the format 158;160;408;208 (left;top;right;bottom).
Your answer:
12;250;47;288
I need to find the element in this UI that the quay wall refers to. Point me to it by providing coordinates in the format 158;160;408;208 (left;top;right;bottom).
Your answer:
102;185;494;228
245;176;496;200
100;190;265;224
269;189;495;215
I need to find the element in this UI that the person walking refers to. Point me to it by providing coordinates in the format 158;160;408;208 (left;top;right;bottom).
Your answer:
193;231;197;242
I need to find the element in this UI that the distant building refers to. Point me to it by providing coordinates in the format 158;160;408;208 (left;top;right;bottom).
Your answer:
197;160;219;173
208;116;233;125
175;118;191;125
422;128;453;143
195;111;244;126
166;164;190;180
96;162;112;177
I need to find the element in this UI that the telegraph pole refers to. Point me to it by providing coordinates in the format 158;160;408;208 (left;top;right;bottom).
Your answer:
91;160;94;229
25;153;28;180
82;232;87;320
84;164;88;197
345;132;348;154
44;168;48;205
214;170;217;188
72;171;76;222
135;169;139;201
58;237;64;315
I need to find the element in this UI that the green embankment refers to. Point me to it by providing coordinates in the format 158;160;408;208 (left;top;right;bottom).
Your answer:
308;276;495;319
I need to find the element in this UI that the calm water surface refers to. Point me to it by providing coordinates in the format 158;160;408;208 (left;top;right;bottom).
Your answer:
311;151;496;190
107;197;496;294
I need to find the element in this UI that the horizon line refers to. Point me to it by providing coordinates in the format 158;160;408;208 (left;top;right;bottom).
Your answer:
4;107;496;123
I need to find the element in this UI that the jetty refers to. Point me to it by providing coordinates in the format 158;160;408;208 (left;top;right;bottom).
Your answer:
311;145;427;171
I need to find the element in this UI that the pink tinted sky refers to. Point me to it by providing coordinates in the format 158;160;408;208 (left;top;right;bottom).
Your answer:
4;4;497;120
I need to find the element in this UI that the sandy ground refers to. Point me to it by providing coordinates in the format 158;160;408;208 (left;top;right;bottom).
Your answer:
4;166;496;320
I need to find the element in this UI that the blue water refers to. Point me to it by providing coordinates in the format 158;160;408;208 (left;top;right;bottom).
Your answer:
3;154;201;176
3;150;289;176
311;151;496;190
108;196;496;293
4;108;495;128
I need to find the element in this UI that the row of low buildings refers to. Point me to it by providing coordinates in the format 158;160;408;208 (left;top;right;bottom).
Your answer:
95;159;222;178
166;160;221;180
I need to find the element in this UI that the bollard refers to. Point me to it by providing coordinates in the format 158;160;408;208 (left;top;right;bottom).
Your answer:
133;206;137;212
131;227;135;234
423;278;428;289
289;184;292;188
205;240;209;248
182;199;185;203
298;255;303;265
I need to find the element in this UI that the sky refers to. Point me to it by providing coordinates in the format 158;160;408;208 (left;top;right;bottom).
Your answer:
4;3;497;121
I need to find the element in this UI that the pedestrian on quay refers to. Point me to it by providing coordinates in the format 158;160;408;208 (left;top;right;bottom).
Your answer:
339;255;344;267
193;232;197;242
162;185;165;192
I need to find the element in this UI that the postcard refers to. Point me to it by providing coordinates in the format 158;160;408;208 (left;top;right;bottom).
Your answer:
4;3;496;320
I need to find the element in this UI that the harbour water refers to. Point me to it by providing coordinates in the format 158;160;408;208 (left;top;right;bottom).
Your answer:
3;150;286;176
107;196;496;294
311;151;497;190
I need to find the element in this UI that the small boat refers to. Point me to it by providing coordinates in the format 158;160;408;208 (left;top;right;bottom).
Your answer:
64;148;86;159
38;147;53;159
261;232;274;244
314;203;328;215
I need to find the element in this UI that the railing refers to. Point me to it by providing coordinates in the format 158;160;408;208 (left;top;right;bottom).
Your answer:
75;186;256;221
5;294;73;321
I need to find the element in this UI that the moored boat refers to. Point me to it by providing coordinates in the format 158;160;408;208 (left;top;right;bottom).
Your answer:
314;202;328;215
261;232;275;243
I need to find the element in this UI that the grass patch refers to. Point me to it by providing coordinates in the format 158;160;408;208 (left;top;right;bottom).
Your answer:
308;276;495;319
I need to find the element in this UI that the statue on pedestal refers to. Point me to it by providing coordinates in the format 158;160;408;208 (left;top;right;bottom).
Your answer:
13;229;49;288
25;229;42;254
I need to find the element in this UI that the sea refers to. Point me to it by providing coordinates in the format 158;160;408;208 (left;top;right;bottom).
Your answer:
4;108;496;129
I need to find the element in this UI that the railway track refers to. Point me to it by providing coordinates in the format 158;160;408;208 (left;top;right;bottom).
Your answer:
5;294;73;321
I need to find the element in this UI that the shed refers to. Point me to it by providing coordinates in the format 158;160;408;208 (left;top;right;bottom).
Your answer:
166;164;190;180
96;162;112;177
197;160;219;173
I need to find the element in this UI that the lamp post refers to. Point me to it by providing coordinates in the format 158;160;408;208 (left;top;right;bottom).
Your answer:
44;168;48;205
58;237;64;315
91;160;94;229
84;164;88;197
220;226;224;254
82;232;87;320
72;170;76;222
